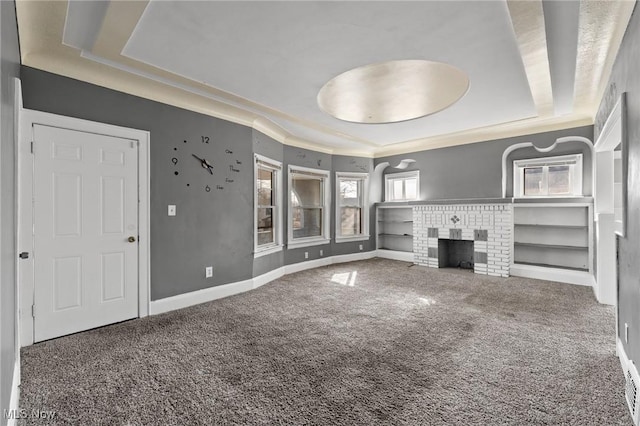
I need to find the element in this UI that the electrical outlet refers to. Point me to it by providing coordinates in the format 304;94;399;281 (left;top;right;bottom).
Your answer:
320;249;323;256
304;252;309;259
205;266;213;278
359;244;363;251
626;322;629;343
168;205;176;216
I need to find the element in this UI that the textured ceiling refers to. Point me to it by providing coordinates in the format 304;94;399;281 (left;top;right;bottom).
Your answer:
15;0;637;157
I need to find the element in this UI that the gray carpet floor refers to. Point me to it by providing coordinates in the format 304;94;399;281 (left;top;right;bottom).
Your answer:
20;259;629;425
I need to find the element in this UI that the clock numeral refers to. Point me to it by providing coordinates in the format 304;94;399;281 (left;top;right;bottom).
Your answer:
205;185;211;192
171;157;178;165
225;149;233;154
201;136;210;144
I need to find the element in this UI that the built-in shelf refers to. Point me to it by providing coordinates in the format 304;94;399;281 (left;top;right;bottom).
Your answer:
514;261;588;272
513;203;593;273
514;223;588;229
514;242;588;250
376;205;414;254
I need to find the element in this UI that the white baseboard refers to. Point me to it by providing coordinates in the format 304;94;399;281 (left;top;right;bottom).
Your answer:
618;337;629;370
284;257;332;275
510;263;595;287
332;251;377;264
7;357;20;426
252;267;284;289
149;278;254;315
150;251;377;315
375;249;414;262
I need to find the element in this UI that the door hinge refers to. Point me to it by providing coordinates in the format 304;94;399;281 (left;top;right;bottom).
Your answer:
31;304;36;318
18;252;29;259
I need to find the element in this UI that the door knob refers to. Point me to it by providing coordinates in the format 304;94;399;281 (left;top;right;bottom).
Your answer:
128;236;136;243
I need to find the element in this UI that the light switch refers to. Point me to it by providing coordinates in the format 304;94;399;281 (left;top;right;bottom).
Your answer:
168;205;176;216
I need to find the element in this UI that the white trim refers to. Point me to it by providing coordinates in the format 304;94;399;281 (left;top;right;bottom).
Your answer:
284;257;332;274
331;251;377;264
376;249;415;262
149;251;376;315
252;266;285;289
509;263;595;287
288;165;331;247
149;278;255;315
18;109;150;346
254;154;283;257
7;358;20;426
501;136;594;198
596;96;624;152
13;79;23;390
287;238;331;250
335;235;370;243
619;336;628;368
513;153;583;198
384;170;420;202
254;245;283;258
335;171;370;241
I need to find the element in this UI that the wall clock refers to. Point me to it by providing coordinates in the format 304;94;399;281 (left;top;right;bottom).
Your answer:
171;137;216;192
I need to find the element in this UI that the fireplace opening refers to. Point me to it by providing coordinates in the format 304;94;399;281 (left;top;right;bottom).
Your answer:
438;239;474;269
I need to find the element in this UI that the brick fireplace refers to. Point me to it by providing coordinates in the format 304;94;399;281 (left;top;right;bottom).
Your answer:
413;203;513;277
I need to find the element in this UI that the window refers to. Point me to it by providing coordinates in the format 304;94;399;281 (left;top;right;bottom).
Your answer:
513;154;583;198
336;172;369;242
385;171;420;202
254;155;282;257
288;166;331;248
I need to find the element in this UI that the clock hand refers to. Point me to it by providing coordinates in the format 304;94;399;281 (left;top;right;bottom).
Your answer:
193;154;213;172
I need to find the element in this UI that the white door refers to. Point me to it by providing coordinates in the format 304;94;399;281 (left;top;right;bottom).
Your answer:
33;124;139;342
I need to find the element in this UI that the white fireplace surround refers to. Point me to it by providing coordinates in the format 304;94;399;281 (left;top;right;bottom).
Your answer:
413;203;513;277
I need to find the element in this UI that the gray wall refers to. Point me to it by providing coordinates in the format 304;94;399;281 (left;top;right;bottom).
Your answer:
0;0;20;422
594;5;640;364
376;126;594;200
20;67;376;300
21;66;255;300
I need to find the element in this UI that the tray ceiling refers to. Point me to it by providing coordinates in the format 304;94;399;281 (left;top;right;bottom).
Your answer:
15;0;636;157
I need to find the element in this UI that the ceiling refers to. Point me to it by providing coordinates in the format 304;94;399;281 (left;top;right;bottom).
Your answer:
15;1;636;157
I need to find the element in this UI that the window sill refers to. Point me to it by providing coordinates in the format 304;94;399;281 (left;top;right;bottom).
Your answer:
335;235;370;243
287;238;331;250
254;245;283;258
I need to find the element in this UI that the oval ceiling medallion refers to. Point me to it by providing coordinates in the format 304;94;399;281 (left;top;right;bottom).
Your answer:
317;60;469;124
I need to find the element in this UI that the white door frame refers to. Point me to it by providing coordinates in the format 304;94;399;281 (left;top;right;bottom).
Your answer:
593;94;625;307
17;108;150;346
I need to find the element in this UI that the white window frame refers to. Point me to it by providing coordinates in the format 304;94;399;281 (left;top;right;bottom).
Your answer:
336;172;370;243
288;165;331;249
385;170;420;202
513;154;583;198
254;154;283;258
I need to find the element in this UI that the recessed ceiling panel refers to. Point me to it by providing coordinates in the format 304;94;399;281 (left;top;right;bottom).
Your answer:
122;1;536;146
317;60;469;123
